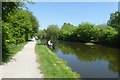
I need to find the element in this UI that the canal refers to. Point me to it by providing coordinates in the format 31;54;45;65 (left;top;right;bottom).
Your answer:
52;40;120;78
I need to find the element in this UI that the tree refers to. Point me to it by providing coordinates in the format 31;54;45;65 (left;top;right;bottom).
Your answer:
46;25;59;40
2;2;24;22
108;12;120;30
28;11;39;37
108;11;120;41
2;2;25;61
75;23;96;42
97;26;118;43
59;23;76;41
37;29;47;39
2;2;39;61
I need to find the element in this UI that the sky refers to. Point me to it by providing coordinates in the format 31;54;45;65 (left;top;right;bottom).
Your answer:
25;2;119;30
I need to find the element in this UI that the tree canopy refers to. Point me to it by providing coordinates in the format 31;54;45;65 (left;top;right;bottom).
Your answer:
108;11;120;41
2;2;39;61
46;25;59;40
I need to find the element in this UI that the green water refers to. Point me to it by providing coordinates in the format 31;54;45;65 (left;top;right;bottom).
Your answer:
52;40;120;78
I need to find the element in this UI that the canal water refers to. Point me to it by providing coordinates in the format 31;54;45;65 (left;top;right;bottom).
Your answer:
51;40;120;78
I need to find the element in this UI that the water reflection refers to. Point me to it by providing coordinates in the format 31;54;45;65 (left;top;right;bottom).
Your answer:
53;41;120;78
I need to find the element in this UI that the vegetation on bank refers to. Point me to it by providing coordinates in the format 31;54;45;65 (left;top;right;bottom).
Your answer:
0;42;27;64
37;12;120;48
35;40;80;78
59;23;118;44
2;2;39;62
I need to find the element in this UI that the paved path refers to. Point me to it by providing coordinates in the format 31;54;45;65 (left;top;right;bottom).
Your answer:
0;39;43;78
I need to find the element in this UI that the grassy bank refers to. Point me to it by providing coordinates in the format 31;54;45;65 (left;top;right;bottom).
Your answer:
35;40;80;78
1;42;27;64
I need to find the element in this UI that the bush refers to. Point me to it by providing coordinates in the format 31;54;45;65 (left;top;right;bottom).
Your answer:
97;26;118;43
46;25;59;40
75;23;97;42
58;22;118;45
58;23;76;41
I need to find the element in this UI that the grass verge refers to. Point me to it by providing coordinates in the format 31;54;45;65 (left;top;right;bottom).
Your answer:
1;42;27;64
35;40;80;78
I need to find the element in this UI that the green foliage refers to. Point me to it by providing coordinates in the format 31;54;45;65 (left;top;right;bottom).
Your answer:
108;12;120;30
37;30;46;39
3;9;38;44
29;11;39;37
59;23;99;42
97;26;118;43
59;23;76;41
57;12;120;46
46;25;59;40
75;23;97;42
2;42;27;62
58;22;118;45
2;2;39;62
2;2;24;22
107;11;120;42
